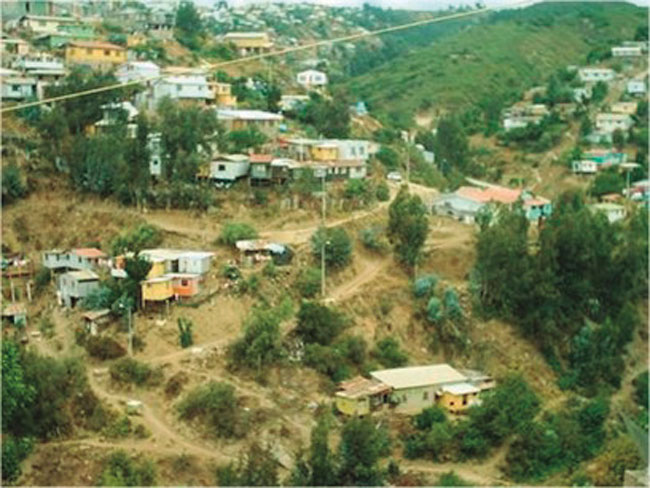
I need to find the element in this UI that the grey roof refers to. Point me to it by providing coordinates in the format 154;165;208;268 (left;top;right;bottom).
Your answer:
370;364;467;390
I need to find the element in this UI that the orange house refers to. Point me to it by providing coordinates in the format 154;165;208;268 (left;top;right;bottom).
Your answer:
169;273;200;298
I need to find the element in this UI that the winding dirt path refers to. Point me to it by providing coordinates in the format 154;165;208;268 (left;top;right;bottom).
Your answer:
325;256;387;303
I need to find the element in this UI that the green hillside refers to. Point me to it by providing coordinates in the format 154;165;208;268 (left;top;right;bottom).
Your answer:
343;2;648;127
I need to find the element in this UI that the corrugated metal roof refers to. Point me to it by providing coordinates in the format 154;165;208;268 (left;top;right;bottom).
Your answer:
442;382;480;395
65;270;99;281
370;364;467;390
336;376;391;399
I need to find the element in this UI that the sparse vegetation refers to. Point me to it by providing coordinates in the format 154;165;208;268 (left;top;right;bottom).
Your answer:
219;222;258;246
109;358;162;387
176;381;242;438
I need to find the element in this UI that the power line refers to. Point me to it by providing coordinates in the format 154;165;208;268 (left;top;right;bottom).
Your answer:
0;1;532;114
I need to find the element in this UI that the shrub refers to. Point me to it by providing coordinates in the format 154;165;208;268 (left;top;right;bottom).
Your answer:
262;261;276;278
85;336;126;360
2;164;27;205
176;381;241;438
414;406;447;430
426;297;443;323
219;222;258;246
83;285;115;310
633;371;648;407
437;471;470;486
34;267;51;292
359;226;389;253
311;227;353;270
413;274;438;298
38;316;55;339
177;317;193;348
376;181;390;201
97;450;156;486
337;335;367;366
376;146;399;170
303;343;351;382
215;443;278;486
444;287;463;320
372;337;408;368
1;436;34;482
103;415;132;438
109;358;162;387
165;371;188;398
295;267;321;298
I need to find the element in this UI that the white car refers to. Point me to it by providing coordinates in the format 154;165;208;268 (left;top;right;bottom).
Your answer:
387;171;402;182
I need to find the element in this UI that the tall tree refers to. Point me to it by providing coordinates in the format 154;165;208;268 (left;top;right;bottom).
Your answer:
387;186;429;270
434;115;469;175
337;417;391;486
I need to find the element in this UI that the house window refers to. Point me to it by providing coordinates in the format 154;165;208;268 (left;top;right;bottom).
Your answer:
104;50;110;56
462;395;467;406
177;85;182;92
86;48;92;55
423;391;428;400
450;401;455;406
181;279;188;286
218;164;225;171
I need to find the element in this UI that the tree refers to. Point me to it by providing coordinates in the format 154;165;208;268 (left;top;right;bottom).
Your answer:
216;444;278;486
227;128;268;153
122;114;151;207
387;186;429;269
111;224;162;255
1;164;27;205
591;81;608;104
612;128;625;151
376;146;399;170
296;301;347;346
306;415;337;486
2;341;35;432
298;92;350;138
295;267;321;298
590;168;624;197
311;227;353;270
175;0;204;50
219;222;258;246
337;417;391;486
434;115;469;175
177;381;241;438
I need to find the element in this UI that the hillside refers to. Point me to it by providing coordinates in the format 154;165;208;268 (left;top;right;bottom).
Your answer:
343;1;648;125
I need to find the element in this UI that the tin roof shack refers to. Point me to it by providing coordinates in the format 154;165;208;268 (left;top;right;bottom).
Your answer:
169;273;201;299
1;76;37;101
335;376;393;416
82;308;111;336
370;364;494;415
235;240;293;266
2;303;27;328
590;202;627;223
178;251;214;275
207;154;250;187
58;270;100;308
141;276;173;309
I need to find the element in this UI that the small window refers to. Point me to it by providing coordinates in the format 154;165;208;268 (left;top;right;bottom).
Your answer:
450;401;455;406
423;391;428;400
86;48;92;55
462;395;468;406
181;279;188;286
177;84;182;92
104;50;110;56
402;394;407;403
218;164;226;171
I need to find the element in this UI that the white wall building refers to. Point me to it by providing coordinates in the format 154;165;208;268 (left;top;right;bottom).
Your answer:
296;69;328;89
627;80;647;96
595;113;634;134
148;74;212;109
578;68;616;83
115;61;160;84
611;46;643;57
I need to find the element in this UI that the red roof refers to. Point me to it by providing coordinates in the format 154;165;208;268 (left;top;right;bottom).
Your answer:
249;154;273;163
457;185;521;204
72;248;107;258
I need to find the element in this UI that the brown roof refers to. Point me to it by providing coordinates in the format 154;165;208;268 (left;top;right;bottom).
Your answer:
72;248;107;258
82;309;111;321
249;154;273;163
336;376;391;399
2;303;26;317
68;41;125;51
457;185;522;204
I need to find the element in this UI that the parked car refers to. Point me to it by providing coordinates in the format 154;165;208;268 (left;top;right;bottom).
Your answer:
387;171;402;182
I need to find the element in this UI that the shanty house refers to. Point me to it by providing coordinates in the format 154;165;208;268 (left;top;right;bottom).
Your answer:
335;376;392;416
596;113;634;134
296;69;328;89
222;32;273;55
169;274;201;298
2;303;27;327
212;82;237;107
58;270;100;308
149;74;213;109
115;61;160;84
208;154;250;186
279;94;309;112
141;276;174;307
65;41;126;69
612;46;642;57
82;309;111;335
236;240;292;266
178;251;213;275
216;109;283;135
578;68;615;83
627;80;646;96
571;160;598;174
1;76;37;101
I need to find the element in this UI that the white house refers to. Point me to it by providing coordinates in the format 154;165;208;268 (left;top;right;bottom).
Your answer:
115;61;160;84
571;160;598;174
611;102;638;116
148;74;212;109
590;203;626;223
612;46;643;57
627;80;647;96
147;132;163;177
208;154;250;185
12;54;64;78
95;101;139;138
578;68;616;83
279;94;309;112
178;251;214;274
595;113;634;134
216;109;283;135
296;69;328;89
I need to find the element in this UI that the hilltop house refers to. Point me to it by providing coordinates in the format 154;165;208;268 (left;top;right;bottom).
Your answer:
206;154;250;186
235;239;292;266
582;149;627;167
2;1;58;21
211;82;237;107
250;155;292;185
34;22;96;49
138;249;214;276
1;37;30;57
432;184;552;224
1;76;37;101
285;138;371;162
115;61;160;84
216;109;283;135
578;68;616;84
627;80;647;97
146;10;175;39
17;14;77;34
65;41;126;69
612;46;642;57
279;94;309;112
590;203;626;223
222;32;273;55
296;69;328;89
58;270;100;308
571;160;598;174
92;101;139;138
43;248;108;272
336;364;494;416
611;102;638;115
502;104;549;131
595;113;634;134
148;74;213;109
141;276;174;308
169;274;201;298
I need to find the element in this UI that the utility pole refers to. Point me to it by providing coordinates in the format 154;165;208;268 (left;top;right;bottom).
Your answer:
320;168;327;298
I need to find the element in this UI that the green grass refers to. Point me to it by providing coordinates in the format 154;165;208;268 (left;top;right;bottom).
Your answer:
343;2;647;126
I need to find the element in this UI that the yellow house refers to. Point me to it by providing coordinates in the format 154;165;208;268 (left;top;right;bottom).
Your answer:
222;32;273;55
437;383;481;414
335;376;392;416
312;143;339;161
211;82;237;107
141;277;173;307
147;259;167;279
65;41;126;68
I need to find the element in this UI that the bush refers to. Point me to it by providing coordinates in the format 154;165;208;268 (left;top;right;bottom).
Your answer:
633;371;648;407
85;336;126;360
111;224;162;255
444;287;463;320
1;436;34;482
103;415;132;439
426;297;443;323
165;371;188;398
437;471;470;486
311;227;353;270
359;226;389;253
219;222;258;246
414;406;447;430
109;358;162;387
215;443;278;486
2;164;27;205
372;337;408;368
296;301;347;346
176;381;241;438
376;181;390;201
303;343;351;382
177;317;193;348
34;267;51;291
376;146;399;170
295;267;321;298
97;450;156;486
413;274;438;297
